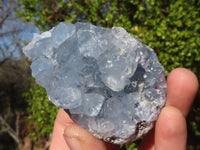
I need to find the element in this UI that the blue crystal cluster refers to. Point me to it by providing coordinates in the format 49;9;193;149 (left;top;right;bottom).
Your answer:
23;22;167;144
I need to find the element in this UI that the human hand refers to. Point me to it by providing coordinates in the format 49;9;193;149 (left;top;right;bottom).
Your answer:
49;68;199;150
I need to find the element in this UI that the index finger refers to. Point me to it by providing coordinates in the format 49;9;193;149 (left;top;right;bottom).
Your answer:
165;68;199;117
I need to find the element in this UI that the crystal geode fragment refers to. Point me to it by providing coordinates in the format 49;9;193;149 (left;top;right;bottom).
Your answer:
23;22;167;144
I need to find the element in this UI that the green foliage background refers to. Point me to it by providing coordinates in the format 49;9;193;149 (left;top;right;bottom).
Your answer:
23;78;58;143
18;0;200;149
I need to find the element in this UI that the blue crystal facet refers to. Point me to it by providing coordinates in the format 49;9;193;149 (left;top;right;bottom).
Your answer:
23;22;167;144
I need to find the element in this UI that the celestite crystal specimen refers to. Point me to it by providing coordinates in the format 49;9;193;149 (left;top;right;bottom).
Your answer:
23;22;167;144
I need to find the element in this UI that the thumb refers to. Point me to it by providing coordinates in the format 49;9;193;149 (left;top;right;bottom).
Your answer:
63;124;120;150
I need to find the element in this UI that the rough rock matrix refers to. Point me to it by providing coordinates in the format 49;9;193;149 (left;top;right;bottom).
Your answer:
23;22;167;144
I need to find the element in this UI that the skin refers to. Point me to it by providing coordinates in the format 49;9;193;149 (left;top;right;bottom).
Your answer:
49;68;199;150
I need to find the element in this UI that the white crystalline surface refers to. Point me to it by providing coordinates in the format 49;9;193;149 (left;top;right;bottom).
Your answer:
23;22;167;144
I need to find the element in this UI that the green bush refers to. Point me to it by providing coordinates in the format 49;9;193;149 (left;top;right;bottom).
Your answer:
18;0;200;149
23;78;58;142
18;0;200;75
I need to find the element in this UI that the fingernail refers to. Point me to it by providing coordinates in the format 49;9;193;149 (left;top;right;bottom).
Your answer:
64;135;82;150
